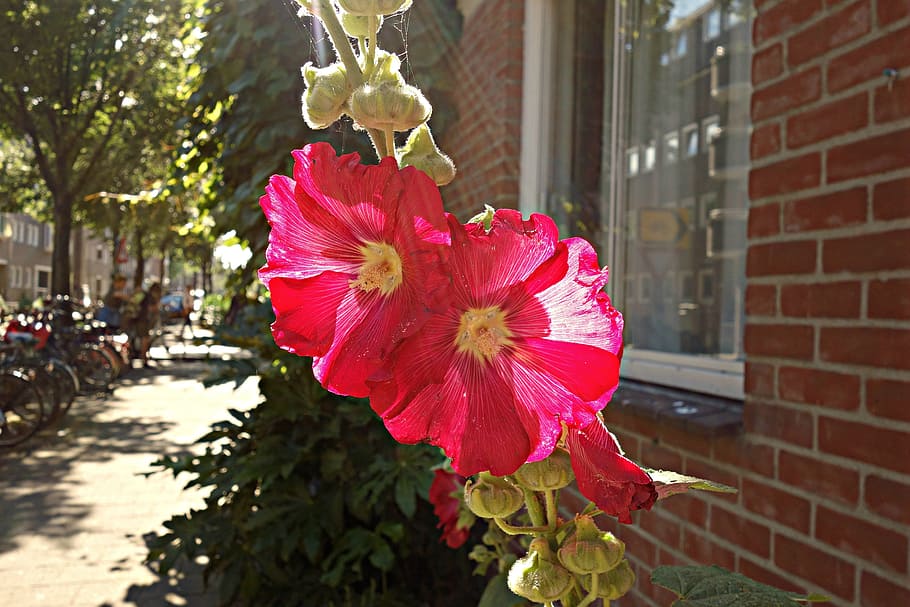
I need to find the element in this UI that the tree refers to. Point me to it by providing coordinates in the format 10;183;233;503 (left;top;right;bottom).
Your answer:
0;0;200;294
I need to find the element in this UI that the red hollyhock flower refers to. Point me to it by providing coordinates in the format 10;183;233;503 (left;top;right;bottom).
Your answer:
259;142;450;397
428;469;472;549
369;209;624;476
566;417;657;523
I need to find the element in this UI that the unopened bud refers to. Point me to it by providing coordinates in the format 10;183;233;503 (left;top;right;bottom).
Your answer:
513;448;574;492
340;11;383;37
507;538;575;603
581;558;636;600
557;515;625;575
349;81;431;132
467;205;495;231
336;0;412;17
398;124;456;185
464;472;524;519
301;62;351;129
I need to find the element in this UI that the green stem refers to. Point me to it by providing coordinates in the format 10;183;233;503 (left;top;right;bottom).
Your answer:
545;489;558;532
365;14;378;78
493;518;552;536
577;573;599;607
384;128;395;160
523;488;546;527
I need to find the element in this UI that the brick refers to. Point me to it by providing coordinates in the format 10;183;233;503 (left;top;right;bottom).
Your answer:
742;478;812;532
752;69;823;121
751;122;781;160
745;361;776;397
752;44;784;86
862;570;910;607
787;0;871;67
782;187;867;232
869;278;910;320
744;401;814;447
775;534;855;600
684;457;741;492
739;559;805;594
819;416;910;473
743;324;814;360
682;528;736;570
778;365;860;409
660;494;708;527
657;423;712;458
816;505;908;571
639;440;683;472
749;152;821;198
640;511;681;547
828;127;910;182
874;76;910;123
872;176;910;220
711;506;771;558
786;93;869;149
745;285;777;317
877;0;910;25
613;430;641;460
822;229;910;273
820;326;910;370
778;450;860;505
614;525;658;564
746;240;816;277
748;202;780;238
828;25;910;92
780;281;862;319
754;0;824;46
713;438;776;477
866;377;910;420
865;474;910;525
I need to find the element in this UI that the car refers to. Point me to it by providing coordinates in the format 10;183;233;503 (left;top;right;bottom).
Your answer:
159;292;186;320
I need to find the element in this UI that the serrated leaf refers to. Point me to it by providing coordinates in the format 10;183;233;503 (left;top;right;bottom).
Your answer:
652;565;829;606
646;469;738;500
477;573;526;607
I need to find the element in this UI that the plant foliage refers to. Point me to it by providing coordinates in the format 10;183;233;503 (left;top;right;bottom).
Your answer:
652;565;829;607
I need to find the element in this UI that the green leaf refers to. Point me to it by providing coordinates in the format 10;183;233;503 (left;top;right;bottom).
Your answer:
646;469;738;500
651;565;829;606
477;573;526;607
394;473;417;518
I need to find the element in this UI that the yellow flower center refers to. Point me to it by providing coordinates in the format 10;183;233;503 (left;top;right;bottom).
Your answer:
455;306;513;362
350;241;403;296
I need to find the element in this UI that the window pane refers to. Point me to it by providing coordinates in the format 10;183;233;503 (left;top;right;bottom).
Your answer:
548;0;752;361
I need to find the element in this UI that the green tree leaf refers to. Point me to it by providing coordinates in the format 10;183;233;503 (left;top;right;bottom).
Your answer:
652;565;829;606
478;573;527;607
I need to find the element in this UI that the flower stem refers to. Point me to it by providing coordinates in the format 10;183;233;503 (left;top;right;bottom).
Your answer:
523;488;546;528
493;518;552;536
577;574;599;607
384;128;395;159
365;15;378;78
545;489;558;532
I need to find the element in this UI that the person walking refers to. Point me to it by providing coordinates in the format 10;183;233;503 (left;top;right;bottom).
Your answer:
97;274;129;329
126;282;162;368
181;285;195;339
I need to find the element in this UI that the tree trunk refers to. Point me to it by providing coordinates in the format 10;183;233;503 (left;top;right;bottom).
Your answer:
133;225;146;290
51;192;73;296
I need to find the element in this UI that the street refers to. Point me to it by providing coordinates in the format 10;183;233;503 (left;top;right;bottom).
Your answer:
0;354;259;607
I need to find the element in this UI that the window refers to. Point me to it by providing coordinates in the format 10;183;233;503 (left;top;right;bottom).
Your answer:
96;244;104;261
23;267;31;288
533;0;752;398
37;268;51;291
44;225;53;250
28;225;39;247
663;131;679;165
12;266;21;288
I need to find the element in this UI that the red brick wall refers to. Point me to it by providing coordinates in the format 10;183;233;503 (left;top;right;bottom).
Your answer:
437;0;524;218
600;2;910;605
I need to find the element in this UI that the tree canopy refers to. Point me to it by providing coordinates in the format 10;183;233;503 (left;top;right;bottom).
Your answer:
0;0;201;294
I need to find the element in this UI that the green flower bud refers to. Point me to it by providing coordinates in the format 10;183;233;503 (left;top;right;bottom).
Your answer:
340;11;383;37
398;124;456;185
557;516;625;575
464;472;524;519
301;62;351;129
349;80;431;132
513;448;574;492
507;538;575;603
336;0;412;17
294;0;314;14
581;559;636;600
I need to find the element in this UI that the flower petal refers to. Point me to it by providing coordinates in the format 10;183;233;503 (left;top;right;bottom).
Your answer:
567;418;657;523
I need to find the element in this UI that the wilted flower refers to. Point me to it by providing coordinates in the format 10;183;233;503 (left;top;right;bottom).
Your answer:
368;209;624;476
259;142;450;397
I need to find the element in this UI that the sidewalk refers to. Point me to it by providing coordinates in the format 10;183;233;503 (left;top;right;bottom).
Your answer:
0;355;260;606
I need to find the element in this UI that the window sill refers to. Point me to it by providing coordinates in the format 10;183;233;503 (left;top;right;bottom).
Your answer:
610;380;743;438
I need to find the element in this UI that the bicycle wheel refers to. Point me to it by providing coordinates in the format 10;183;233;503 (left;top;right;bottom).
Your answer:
0;370;46;447
73;345;116;393
46;358;79;418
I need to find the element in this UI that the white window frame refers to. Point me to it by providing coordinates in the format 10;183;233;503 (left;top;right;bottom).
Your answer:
663;131;679;165
682;123;699;157
703;7;721;40
519;0;745;400
35;265;51;294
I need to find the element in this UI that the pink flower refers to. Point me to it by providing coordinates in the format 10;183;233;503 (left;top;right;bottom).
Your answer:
566;417;657;523
259;143;450;397
428;469;472;549
369;209;624;476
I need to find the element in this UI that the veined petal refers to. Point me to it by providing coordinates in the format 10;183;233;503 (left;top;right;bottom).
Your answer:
567;418;657;523
268;273;351;357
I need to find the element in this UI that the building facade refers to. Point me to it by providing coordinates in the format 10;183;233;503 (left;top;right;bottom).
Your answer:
439;1;910;605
